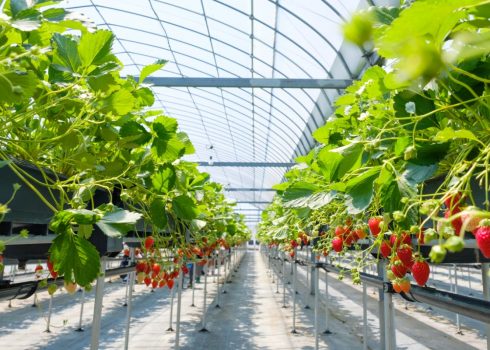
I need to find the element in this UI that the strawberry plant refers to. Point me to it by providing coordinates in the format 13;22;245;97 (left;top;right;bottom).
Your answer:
258;0;490;286
0;0;250;287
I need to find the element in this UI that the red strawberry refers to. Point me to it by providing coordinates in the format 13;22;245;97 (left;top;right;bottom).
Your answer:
444;192;463;210
396;245;413;268
159;280;166;288
390;232;411;249
354;228;367;240
335;225;346;237
152;263;161;275
290;251;295;258
182;265;189;274
445;208;463;235
411;260;430;286
47;257;58;279
332;237;343;253
151;280;158;289
144;236;155;250
474;220;490;258
144;277;151;286
368;217;383;236
380;240;392;258
167;279;175;289
136;261;147;273
391;261;408;278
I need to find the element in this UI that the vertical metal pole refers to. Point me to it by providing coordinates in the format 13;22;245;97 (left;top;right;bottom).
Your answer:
468;266;472;290
276;258;280;294
292;247;298;334
282;254;287;308
362;281;368;350
167;284;175;331
124;275;129;306
90;258;106;350
199;264;209;332
45;294;53;332
76;289;86;331
191;262;196;307
216;251;221;307
453;265;461;333
124;248;135;350
175;270;183;350
310;248;315;295
324;268;331;334
382;265;396;350
377;261;386;350
314;264;319;350
482;263;490;350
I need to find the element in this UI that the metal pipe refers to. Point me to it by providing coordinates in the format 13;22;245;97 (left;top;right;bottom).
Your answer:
191;262;196;307
383;267;396;350
199;264;209;332
76;289;86;332
282;254;287;308
314;265;319;350
453;265;461;333
377;262;386;350
90;258;106;350
167;283;175;331
292;248;298;334
362;281;368;350
216;251;221;307
175;270;183;350
480;263;489;350
123;248;135;350
324;268;331;334
45;294;53;332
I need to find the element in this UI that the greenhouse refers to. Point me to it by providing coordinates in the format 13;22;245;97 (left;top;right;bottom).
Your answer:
0;0;489;349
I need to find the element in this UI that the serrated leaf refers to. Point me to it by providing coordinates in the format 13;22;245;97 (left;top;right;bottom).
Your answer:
282;182;319;202
149;198;167;229
106;89;135;115
139;59;167;83
403;162;437;186
52;33;80;72
0;70;38;103
172;195;198;220
151;165;176;193
119;121;151;147
434;127;479;142
49;231;100;286
345;167;380;214
78;30;113;68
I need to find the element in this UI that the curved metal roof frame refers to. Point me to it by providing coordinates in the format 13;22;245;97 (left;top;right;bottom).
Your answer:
62;0;378;224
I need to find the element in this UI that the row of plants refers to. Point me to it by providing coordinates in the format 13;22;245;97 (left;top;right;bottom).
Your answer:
257;0;490;293
0;0;250;291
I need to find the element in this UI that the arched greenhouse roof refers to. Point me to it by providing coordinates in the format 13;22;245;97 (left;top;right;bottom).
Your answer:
62;0;394;227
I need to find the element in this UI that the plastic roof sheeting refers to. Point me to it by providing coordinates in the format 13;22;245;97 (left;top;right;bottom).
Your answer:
61;0;387;225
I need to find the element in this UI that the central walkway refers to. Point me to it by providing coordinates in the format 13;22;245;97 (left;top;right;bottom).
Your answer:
177;250;318;349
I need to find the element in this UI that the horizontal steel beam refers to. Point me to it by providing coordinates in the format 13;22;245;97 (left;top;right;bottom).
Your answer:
225;188;275;192
138;77;352;89
197;162;295;167
236;201;270;204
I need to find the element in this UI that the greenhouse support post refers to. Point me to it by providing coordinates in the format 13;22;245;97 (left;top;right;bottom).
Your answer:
123;248;135;350
90;258;106;350
45;294;53;333
76;289;86;332
310;248;315;295
167;283;175;331
323;267;331;334
191;262;196;307
199;264;209;332
382;264;396;350
362;256;368;350
175;270;183;350
453;265;461;333
276;257;280;294
482;263;490;350
216;250;221;308
377;262;386;350
282;254;287;308
314;263;319;350
291;247;298;333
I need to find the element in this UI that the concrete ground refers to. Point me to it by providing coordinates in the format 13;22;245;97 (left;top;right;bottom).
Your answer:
0;249;487;349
